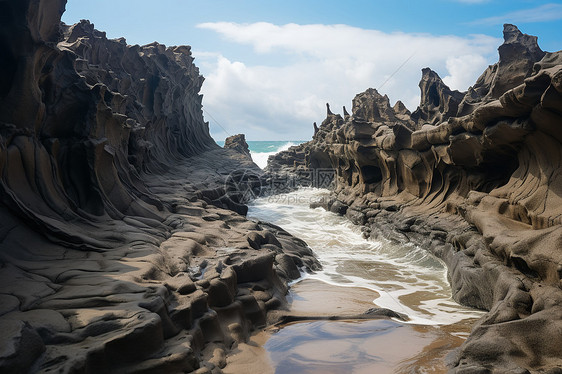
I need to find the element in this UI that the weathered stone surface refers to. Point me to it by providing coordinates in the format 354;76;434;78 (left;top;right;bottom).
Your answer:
268;24;562;373
411;68;465;126
224;134;252;160
0;1;320;373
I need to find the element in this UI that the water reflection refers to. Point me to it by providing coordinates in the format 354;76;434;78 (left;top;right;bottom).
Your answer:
266;319;468;374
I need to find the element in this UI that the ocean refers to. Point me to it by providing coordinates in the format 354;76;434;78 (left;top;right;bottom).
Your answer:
216;140;306;169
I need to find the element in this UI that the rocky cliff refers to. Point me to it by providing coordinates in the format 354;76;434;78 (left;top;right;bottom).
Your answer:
268;25;562;373
0;1;318;373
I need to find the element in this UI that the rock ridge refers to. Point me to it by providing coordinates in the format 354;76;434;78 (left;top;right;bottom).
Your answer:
0;1;319;373
267;24;562;373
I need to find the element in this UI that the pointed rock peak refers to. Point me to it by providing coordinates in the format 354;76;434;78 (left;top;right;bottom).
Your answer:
393;100;410;115
503;24;536;45
326;103;334;116
364;87;383;98
418;68;456;95
343;106;350;117
421;67;442;81
503;24;523;42
79;19;94;27
413;67;464;125
499;24;544;62
361;88;392;107
351;87;400;123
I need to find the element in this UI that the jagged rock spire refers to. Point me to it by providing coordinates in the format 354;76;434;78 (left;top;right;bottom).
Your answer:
411;68;464;126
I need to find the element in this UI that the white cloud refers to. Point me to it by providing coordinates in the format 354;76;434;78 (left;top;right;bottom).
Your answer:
471;3;562;25
443;54;489;90
195;22;500;141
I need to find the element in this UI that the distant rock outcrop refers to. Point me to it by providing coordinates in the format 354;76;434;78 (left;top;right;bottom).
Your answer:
268;24;562;373
224;133;252;159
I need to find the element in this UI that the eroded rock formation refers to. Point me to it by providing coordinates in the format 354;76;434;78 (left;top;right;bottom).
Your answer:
269;25;562;373
223;134;251;159
0;1;319;373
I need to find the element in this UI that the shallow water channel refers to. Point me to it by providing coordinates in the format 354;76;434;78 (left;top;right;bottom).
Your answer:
230;188;483;373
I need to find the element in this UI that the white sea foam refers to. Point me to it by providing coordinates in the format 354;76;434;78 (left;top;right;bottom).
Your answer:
247;188;484;325
250;141;297;169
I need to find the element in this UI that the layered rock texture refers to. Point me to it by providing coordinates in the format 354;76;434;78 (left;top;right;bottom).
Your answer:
269;25;562;373
0;1;318;373
223;134;251;160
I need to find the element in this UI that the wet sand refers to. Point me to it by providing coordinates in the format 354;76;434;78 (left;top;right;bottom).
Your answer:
225;279;477;374
286;278;381;316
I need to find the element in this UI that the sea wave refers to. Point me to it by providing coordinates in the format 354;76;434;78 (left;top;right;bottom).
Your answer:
250;141;297;169
248;188;484;325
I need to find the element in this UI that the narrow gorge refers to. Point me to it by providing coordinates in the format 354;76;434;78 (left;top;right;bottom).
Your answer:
1;0;562;373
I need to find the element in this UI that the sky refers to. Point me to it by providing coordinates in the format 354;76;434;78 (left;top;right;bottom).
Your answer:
62;1;562;141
